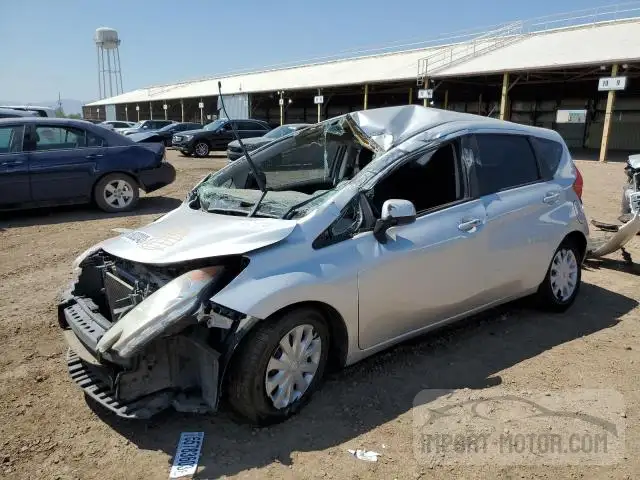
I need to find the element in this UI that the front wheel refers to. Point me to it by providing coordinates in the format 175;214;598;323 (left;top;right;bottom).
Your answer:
193;141;210;158
94;173;139;212
534;239;582;312
226;308;330;425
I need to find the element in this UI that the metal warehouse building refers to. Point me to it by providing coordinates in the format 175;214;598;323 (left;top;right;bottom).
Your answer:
84;5;640;161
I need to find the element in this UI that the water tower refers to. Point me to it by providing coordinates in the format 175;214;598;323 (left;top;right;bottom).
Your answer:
94;27;124;99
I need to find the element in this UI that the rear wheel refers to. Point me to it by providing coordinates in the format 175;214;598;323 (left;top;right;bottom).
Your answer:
534;239;582;312
193;141;210;158
226;308;329;425
94;173;139;212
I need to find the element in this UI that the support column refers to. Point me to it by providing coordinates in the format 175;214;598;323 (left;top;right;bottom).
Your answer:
279;91;284;125
125;105;128;122
499;72;510;120
317;88;321;123
181;99;185;122
149;102;153;120
164;104;168;120
408;87;413;105
199;98;203;125
444;90;449;110
136;105;140;122
599;64;619;163
364;84;369;110
478;93;483;115
423;78;428;107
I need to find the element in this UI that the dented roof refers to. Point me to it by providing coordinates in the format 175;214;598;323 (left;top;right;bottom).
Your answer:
87;18;640;107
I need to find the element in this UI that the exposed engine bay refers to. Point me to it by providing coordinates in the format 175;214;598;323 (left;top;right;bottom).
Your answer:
58;250;253;419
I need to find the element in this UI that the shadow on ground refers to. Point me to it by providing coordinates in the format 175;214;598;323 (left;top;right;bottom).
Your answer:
91;282;636;478
0;196;181;229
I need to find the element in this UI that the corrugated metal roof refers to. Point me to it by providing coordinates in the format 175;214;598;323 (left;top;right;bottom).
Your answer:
87;19;640;107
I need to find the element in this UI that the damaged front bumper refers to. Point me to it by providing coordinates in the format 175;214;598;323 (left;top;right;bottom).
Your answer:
58;287;246;419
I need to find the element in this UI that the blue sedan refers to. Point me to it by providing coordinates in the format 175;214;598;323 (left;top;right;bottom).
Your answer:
0;117;175;212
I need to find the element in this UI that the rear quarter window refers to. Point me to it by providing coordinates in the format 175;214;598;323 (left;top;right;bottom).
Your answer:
473;133;541;196
529;136;564;179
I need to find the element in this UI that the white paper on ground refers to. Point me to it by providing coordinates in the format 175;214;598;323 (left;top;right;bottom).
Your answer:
169;432;205;479
347;449;381;462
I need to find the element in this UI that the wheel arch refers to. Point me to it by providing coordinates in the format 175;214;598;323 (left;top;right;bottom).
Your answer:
564;230;588;262
218;300;349;403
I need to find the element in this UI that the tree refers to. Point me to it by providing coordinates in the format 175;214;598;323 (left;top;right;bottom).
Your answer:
54;106;81;119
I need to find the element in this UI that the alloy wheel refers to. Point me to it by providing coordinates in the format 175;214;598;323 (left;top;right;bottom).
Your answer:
103;179;134;209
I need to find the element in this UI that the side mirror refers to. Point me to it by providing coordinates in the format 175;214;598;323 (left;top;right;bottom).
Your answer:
373;199;416;243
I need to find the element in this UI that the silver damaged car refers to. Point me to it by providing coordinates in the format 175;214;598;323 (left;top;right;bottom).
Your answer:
58;105;589;424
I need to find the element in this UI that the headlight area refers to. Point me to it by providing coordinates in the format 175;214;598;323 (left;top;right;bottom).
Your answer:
60;254;254;419
97;266;223;358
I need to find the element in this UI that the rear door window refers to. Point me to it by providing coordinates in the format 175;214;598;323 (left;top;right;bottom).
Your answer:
0;125;25;154
529;136;564;179
472;134;541;196
34;126;88;151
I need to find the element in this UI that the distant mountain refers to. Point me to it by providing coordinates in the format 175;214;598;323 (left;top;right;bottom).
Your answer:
0;99;86;115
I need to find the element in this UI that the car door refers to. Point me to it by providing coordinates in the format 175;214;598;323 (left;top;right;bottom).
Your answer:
467;132;559;299
354;140;490;350
213;121;236;148
26;123;105;203
0;123;30;207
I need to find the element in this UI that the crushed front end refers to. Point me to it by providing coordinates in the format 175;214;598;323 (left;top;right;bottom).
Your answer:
58;248;251;419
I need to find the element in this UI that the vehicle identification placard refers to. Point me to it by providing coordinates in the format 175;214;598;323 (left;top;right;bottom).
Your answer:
169;432;204;479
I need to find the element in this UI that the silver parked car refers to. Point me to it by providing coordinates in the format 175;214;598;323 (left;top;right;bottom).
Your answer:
58;105;589;424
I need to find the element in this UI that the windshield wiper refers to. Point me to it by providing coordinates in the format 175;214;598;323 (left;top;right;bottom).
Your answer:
281;190;331;219
217;82;269;217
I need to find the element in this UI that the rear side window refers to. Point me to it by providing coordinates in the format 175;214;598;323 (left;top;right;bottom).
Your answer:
238;120;267;131
0;125;25;154
473;134;540;196
529;136;564;179
34;126;88;150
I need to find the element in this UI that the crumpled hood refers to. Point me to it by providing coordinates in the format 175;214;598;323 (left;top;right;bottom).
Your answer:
227;137;269;149
175;129;205;137
128;131;159;142
100;204;297;264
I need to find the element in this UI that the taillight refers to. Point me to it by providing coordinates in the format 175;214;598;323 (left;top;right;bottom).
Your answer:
573;164;583;201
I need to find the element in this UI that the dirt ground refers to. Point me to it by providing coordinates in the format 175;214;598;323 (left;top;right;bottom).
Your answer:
0;151;639;480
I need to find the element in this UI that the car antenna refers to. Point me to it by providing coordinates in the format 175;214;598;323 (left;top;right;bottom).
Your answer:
217;82;268;217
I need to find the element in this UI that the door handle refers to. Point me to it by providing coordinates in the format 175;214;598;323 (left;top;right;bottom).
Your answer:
458;218;482;232
85;154;104;159
543;192;560;204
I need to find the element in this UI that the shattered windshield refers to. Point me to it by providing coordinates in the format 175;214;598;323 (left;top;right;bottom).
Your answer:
193;116;377;218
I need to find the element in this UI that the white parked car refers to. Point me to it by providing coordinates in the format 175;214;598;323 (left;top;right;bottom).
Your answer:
0;105;56;118
100;120;136;131
59;105;589;424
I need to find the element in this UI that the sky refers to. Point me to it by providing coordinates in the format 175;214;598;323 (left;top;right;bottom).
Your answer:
0;0;620;103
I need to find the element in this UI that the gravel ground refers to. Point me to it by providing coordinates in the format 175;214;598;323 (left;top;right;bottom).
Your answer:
0;151;638;480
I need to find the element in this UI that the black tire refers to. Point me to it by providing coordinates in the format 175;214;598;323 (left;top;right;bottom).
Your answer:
94;173;139;212
193;141;210;158
225;308;330;425
534;239;582;312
